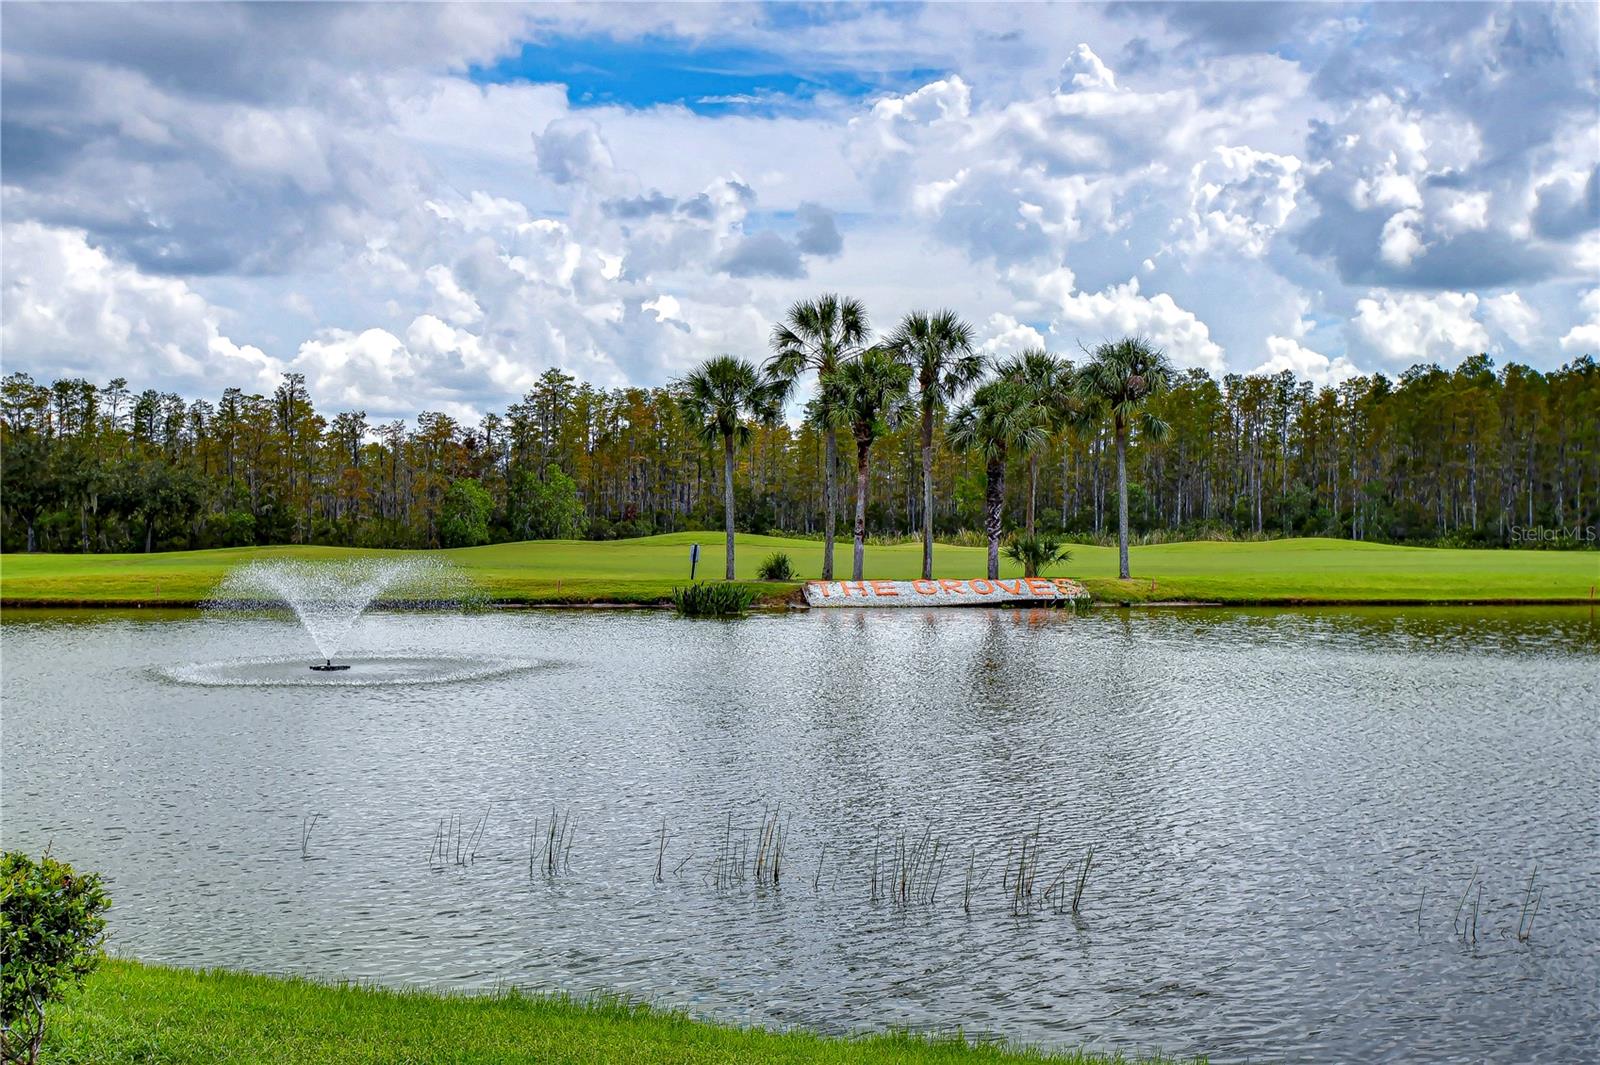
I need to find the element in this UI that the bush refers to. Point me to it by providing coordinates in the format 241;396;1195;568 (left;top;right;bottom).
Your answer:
1003;533;1071;578
1;851;111;1065
438;478;493;548
756;552;794;581
670;582;757;617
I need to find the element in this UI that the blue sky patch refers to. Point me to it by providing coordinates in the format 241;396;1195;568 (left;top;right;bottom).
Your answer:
472;34;941;115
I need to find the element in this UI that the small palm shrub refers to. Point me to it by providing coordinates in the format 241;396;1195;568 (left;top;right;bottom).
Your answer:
1004;533;1072;578
756;552;795;581
671;582;758;617
2;851;112;1065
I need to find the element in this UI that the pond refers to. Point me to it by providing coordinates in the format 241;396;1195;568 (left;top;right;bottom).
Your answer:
3;605;1596;1063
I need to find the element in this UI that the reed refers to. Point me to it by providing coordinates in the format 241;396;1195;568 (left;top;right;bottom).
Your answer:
1070;845;1094;916
752;808;786;887
1517;863;1543;943
962;847;976;915
1451;866;1478;938
299;813;323;860
1007;825;1045;917
655;818;668;883
529;806;575;878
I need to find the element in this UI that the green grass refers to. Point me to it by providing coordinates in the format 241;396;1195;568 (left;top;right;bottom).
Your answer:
48;959;1187;1065
1;533;1595;606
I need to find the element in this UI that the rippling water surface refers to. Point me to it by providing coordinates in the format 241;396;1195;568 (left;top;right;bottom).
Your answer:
3;606;1596;1063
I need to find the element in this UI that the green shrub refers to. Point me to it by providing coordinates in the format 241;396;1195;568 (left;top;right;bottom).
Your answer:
438;478;493;548
755;552;794;581
1003;533;1072;578
670;582;757;617
1;851;111;1065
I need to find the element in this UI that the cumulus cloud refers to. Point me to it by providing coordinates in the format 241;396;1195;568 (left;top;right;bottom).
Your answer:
1349;290;1492;366
1481;292;1538;347
532;118;616;187
1;221;280;391
1;1;1594;418
1531;168;1599;240
1253;335;1360;386
974;312;1048;359
1185;145;1303;256
719;231;806;279
1046;277;1225;372
795;202;844;256
1559;289;1600;354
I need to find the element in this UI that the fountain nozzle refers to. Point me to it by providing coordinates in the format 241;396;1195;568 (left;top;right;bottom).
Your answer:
310;658;351;672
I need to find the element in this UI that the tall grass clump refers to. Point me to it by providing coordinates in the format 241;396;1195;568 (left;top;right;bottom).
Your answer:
756;552;795;581
671;582;757;617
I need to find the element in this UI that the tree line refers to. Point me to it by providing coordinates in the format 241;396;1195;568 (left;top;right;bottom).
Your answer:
3;295;1595;572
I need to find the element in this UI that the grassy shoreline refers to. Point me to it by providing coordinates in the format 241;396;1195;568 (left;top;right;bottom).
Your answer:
2;533;1595;608
50;959;1189;1064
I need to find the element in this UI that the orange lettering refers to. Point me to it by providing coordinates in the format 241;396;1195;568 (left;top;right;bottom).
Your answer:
840;581;868;596
1052;579;1076;595
1025;578;1054;597
871;580;898;596
995;579;1022;595
810;581;831;598
970;579;993;595
938;579;966;594
912;579;938;595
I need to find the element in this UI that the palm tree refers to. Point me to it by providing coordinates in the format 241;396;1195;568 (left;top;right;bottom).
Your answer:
1004;533;1072;578
766;294;869;581
677;355;780;581
948;378;1050;579
1075;336;1175;579
826;347;913;580
995;347;1074;538
887;310;981;580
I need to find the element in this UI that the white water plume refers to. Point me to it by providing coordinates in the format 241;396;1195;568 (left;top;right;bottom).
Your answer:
205;557;468;661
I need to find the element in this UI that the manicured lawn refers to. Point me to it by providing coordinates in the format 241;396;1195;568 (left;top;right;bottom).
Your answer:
1;534;1594;605
48;960;1187;1065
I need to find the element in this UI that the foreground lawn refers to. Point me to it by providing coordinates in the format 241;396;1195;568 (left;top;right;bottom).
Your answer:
49;960;1186;1065
1;533;1594;605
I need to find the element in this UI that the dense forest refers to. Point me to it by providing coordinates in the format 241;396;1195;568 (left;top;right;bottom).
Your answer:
2;339;1596;555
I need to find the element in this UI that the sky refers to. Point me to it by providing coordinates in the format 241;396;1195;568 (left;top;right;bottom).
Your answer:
2;1;1597;422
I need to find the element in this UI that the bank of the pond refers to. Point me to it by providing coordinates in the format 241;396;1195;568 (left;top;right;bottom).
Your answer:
50;960;1187;1065
2;534;1594;607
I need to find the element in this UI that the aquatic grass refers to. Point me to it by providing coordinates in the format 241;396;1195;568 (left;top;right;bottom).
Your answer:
530;807;575;878
1451;866;1479;940
299;813;323;860
1070;845;1094;916
48;959;1200;1064
868;826;951;908
671;581;759;617
1517;864;1543;943
655;818;669;883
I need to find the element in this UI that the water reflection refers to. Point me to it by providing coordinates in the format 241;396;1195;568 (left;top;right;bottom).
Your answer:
2;605;1596;1064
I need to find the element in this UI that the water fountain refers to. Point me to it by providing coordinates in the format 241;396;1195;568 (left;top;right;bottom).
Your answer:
209;558;450;670
165;556;530;687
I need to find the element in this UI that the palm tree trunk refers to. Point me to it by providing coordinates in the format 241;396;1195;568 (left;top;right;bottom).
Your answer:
853;437;870;581
822;426;837;580
1026;452;1039;537
985;454;1005;580
920;406;935;580
723;435;736;581
1116;422;1130;579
